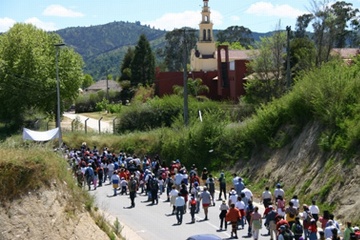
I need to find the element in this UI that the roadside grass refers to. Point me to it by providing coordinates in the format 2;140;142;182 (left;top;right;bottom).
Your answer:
0;137;124;239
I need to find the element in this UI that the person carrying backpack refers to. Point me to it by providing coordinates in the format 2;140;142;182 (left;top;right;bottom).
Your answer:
291;217;304;240
278;225;294;240
150;175;159;205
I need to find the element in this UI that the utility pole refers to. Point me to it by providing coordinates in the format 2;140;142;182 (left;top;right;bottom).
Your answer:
55;43;65;150
286;26;292;90
178;28;196;126
182;29;189;126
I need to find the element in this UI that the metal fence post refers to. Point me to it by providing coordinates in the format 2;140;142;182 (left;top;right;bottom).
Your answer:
112;117;117;134
85;118;89;134
98;117;103;133
71;119;75;132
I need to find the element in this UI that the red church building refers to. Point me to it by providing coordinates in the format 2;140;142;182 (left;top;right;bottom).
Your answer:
155;0;253;102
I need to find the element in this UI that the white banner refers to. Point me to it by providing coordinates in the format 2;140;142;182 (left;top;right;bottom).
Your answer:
22;128;59;142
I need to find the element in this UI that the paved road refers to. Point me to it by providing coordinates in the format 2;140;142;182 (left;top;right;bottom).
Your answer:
90;183;270;240
63;112;113;133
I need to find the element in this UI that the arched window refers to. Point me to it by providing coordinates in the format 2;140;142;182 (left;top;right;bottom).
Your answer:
207;29;211;40
203;29;206;41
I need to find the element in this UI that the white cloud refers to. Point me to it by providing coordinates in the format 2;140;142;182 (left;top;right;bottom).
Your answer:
144;10;223;31
25;17;57;31
43;5;84;17
0;17;16;33
230;16;240;21
246;2;305;18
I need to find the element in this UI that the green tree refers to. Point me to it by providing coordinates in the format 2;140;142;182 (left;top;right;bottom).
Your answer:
245;25;287;104
216;25;254;48
82;74;94;89
173;78;209;97
0;23;84;128
130;34;155;86
162;28;197;72
310;0;360;65
120;47;134;80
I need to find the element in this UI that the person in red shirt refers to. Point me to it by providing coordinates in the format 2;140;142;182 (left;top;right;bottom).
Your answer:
276;215;290;235
226;203;242;239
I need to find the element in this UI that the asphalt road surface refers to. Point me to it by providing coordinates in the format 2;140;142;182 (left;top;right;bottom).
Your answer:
90;183;270;240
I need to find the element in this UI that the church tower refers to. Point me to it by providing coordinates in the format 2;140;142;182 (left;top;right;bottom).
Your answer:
190;0;217;71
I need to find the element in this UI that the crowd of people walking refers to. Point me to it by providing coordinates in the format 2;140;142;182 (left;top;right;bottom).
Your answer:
65;143;360;240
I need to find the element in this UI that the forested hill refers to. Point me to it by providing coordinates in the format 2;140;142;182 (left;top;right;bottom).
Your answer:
55;21;167;80
55;21;270;80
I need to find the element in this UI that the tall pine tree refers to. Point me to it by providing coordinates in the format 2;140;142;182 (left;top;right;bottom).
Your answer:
130;34;155;86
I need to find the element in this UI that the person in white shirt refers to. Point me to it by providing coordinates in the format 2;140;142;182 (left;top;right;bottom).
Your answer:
228;189;238;206
309;200;320;222
174;193;185;224
290;195;300;210
261;187;272;208
241;186;253;201
235;196;246;229
274;183;285;202
169;185;179;215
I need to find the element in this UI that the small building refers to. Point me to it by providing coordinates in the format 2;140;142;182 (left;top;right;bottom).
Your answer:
85;79;122;93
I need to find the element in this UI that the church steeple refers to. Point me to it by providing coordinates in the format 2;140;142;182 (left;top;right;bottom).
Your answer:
199;0;213;42
190;0;217;71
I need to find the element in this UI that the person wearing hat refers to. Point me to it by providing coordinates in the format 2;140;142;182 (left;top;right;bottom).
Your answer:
265;205;278;240
278;225;293;240
228;188;238;206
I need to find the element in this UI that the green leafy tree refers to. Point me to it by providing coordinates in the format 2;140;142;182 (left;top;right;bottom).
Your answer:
82;74;95;89
216;25;254;48
0;23;84;128
245;24;287;104
309;0;360;65
120;47;134;80
173;78;209;97
130;34;155;86
162;28;197;71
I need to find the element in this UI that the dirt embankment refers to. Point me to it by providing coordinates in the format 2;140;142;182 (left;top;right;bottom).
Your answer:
237;121;360;224
0;182;109;240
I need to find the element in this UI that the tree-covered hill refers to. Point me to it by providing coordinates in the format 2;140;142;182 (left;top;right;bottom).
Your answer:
55;21;167;80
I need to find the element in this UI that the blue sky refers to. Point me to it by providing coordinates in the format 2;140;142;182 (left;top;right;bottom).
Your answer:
1;0;360;33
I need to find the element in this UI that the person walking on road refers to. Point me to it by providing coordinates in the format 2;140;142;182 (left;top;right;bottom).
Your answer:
250;206;262;240
219;200;229;231
169;185;179;215
199;186;212;221
111;171;120;196
174;193;185;225
128;175;138;208
265;205;278;240
218;172;226;200
226;203;241;239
